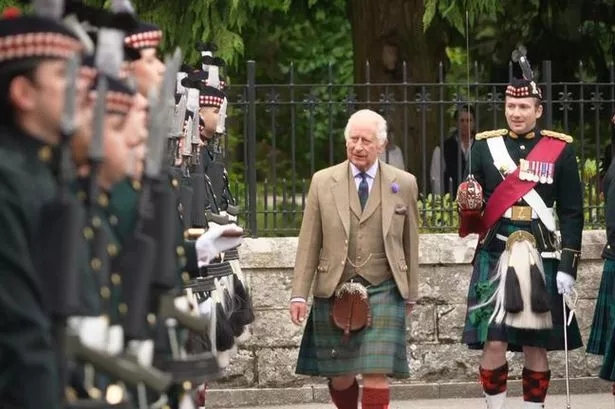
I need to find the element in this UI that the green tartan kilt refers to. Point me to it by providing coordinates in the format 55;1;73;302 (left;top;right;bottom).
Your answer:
295;278;409;378
599;324;615;381
461;222;583;352
587;258;615;355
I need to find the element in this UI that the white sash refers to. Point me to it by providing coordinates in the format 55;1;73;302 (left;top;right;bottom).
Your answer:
486;136;556;232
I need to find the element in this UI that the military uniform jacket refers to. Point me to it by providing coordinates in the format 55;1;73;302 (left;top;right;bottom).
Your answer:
469;128;584;277
0;125;61;409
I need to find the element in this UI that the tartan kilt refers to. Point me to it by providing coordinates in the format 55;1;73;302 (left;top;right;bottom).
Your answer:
599;324;615;381
295;278;409;378
461;222;583;352
587;258;615;355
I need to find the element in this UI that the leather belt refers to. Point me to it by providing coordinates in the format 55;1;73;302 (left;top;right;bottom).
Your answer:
502;206;553;221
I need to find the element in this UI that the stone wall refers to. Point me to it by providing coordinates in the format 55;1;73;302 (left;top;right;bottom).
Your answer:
208;231;609;404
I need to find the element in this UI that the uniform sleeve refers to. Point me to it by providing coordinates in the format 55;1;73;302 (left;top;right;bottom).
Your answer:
555;144;584;278
0;183;60;409
467;140;485;192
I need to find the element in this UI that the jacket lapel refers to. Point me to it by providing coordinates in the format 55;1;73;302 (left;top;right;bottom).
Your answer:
381;163;397;237
332;161;350;237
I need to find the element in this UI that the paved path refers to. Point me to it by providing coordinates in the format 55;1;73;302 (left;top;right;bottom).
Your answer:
217;393;614;409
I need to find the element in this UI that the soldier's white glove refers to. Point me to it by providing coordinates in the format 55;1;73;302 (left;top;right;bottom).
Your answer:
556;271;575;295
196;224;243;267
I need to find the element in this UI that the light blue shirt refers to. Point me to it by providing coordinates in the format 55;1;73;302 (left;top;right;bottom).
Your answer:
349;160;379;193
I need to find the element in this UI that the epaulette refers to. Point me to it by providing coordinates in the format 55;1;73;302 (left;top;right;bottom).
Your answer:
475;129;508;140
541;130;573;143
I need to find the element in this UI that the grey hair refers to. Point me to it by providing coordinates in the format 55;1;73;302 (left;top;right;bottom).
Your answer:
344;109;388;146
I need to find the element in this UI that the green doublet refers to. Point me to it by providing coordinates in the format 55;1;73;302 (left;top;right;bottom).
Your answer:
107;178;140;245
0;126;61;409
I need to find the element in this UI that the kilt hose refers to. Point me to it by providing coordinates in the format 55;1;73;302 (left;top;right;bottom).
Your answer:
587;258;615;355
462;223;583;352
295;278;409;378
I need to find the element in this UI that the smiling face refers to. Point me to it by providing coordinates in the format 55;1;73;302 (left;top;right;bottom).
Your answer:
505;96;543;135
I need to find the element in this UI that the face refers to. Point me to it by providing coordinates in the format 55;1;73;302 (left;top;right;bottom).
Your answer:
457;111;474;140
15;59;90;143
100;113;130;186
345;121;384;171
71;90;96;165
131;48;165;97
505;96;543;135
123;93;148;148
199;105;220;139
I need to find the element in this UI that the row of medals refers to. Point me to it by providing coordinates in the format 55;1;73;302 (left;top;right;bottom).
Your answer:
518;158;554;184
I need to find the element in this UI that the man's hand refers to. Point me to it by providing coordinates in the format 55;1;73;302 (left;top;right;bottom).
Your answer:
405;303;414;316
290;301;307;326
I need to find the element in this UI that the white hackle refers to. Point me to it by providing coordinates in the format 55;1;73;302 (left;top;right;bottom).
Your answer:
216;97;228;134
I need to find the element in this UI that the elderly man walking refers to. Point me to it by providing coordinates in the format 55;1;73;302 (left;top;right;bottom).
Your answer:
289;109;420;409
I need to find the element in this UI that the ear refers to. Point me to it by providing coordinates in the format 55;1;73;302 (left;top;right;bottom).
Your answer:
9;76;36;113
535;103;544;119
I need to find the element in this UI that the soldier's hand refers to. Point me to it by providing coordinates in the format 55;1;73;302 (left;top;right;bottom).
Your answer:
196;224;243;267
556;271;575;295
290;301;307;326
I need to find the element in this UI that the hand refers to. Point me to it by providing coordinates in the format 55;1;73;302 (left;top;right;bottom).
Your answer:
556;271;575;295
405;303;415;316
195;224;244;267
290;301;307;326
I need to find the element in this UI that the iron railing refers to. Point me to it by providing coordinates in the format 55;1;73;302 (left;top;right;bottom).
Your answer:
219;60;615;236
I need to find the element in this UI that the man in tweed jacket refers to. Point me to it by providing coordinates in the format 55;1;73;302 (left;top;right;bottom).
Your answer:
289;109;419;409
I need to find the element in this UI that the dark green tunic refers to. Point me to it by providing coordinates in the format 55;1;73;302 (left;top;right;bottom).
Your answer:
0;126;61;409
462;128;584;351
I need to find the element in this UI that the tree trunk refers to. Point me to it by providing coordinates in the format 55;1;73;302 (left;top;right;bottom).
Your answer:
348;0;447;194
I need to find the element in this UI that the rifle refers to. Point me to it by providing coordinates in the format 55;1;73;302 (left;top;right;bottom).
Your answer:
33;52;85;403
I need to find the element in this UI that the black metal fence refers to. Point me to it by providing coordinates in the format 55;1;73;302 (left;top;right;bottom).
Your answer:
220;60;615;237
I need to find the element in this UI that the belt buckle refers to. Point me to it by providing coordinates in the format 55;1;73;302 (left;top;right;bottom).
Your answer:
511;205;532;221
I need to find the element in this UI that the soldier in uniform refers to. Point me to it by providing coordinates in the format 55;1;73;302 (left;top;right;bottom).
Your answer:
458;64;584;408
588;114;615;401
0;6;88;409
290;109;419;409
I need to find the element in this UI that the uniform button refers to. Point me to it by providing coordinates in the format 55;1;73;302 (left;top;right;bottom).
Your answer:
341;261;345;266
176;246;185;257
172;179;179;188
107;244;118;257
520;145;526;150
90;258;102;271
147;313;157;326
38;146;52;162
132;180;141;191
97;193;109;208
100;286;110;299
344;240;348;245
357;256;362;261
183;381;192;391
182;272;190;282
111;273;121;286
83;227;94;240
92;216;102;228
118;303;128;315
109;215;118;225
